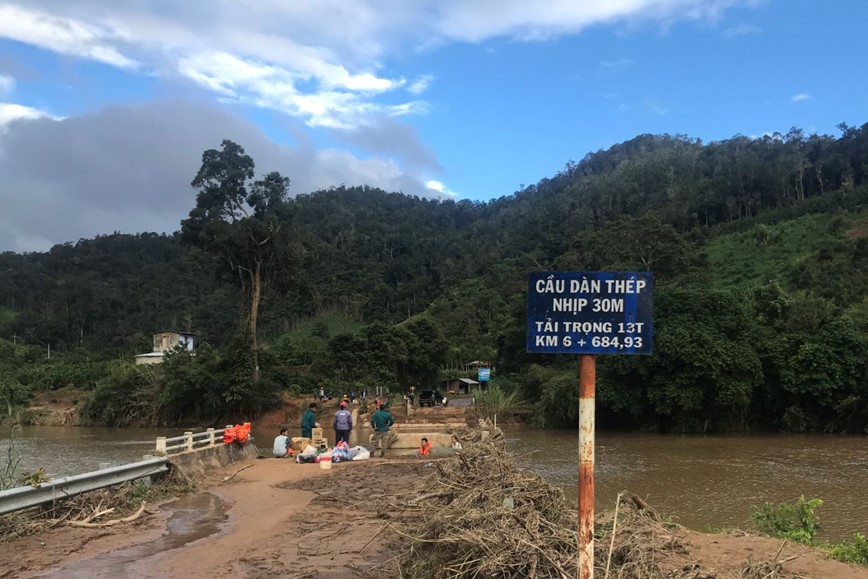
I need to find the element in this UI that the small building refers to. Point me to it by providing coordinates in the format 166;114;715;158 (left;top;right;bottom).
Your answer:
134;331;195;365
153;331;195;353
445;377;480;395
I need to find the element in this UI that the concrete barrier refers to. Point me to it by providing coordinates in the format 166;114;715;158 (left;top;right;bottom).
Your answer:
368;432;453;449
168;440;259;477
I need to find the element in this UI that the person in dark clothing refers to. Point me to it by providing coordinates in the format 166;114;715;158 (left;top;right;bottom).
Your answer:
301;402;318;438
333;402;353;444
369;404;395;458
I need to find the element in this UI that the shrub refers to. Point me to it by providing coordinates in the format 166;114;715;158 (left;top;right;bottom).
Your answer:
828;533;868;565
1;427;22;490
750;496;823;544
474;385;531;421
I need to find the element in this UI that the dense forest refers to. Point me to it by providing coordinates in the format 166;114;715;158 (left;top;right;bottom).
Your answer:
1;123;866;432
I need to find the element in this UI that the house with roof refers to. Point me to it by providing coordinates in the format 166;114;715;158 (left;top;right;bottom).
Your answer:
134;330;195;365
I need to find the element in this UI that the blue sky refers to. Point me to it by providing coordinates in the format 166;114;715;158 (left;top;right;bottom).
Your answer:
0;0;866;251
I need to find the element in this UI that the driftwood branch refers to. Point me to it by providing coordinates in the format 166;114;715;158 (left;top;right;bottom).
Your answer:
69;501;147;528
70;500;115;525
221;463;253;483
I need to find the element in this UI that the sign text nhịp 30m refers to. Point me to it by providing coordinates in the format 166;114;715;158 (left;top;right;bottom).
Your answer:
526;271;653;355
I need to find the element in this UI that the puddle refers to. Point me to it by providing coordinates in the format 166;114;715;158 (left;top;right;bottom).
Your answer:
32;493;229;579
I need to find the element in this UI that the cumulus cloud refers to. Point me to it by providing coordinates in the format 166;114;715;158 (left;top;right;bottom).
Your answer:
424;179;460;197
791;92;810;102
0;101;436;252
0;103;59;128
0;1;758;127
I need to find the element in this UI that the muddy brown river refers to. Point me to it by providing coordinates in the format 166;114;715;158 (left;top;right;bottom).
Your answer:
3;425;866;541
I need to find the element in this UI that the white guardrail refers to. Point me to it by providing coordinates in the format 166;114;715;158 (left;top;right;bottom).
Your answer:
0;427;229;516
156;427;227;454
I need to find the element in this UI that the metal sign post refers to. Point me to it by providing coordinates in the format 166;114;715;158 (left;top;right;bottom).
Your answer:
578;354;595;579
527;271;654;579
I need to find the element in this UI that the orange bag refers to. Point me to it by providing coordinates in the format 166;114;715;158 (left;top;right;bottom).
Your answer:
235;422;250;444
223;426;236;444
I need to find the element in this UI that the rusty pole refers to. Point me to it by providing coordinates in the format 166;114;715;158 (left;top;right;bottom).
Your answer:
578;354;596;579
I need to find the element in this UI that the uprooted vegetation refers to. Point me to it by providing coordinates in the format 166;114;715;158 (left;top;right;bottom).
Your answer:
0;466;195;543
394;424;808;579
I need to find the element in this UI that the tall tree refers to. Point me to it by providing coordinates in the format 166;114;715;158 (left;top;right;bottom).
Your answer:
182;140;293;381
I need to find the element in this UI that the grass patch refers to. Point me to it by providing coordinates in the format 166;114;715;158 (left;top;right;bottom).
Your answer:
707;213;838;289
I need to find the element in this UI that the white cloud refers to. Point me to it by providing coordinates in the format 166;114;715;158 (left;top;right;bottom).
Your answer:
408;75;434;95
600;58;634;68
0;1;760;128
0;103;59;128
430;0;756;43
425;179;459;197
0;75;15;95
177;51;415;129
0;4;137;69
791;92;810;102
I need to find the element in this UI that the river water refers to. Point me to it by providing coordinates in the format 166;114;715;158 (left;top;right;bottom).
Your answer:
3;426;865;541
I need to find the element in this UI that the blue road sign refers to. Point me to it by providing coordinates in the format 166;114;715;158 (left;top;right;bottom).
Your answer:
478;368;490;382
527;271;653;355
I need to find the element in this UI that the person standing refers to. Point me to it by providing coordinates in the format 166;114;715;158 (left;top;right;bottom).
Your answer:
369;404;395;458
334;401;353;444
272;427;293;458
301;402;318;439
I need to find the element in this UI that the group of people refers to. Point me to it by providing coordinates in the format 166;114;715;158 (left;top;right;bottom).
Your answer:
272;396;396;458
272;394;465;459
316;387;367;404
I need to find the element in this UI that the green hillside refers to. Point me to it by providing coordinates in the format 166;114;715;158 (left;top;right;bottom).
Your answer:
707;208;868;305
1;125;866;432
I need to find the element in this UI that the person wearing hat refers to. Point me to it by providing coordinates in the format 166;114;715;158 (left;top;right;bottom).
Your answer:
333;401;353;444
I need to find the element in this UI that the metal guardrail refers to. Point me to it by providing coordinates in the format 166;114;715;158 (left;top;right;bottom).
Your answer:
0;427;240;516
0;457;168;516
156;427;227;454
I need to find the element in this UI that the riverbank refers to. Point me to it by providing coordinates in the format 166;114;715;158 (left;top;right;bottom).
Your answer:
2;453;867;578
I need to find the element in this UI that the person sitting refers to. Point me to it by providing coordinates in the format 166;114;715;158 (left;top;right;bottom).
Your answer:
450;435;463;452
272;427;293;458
418;437;431;458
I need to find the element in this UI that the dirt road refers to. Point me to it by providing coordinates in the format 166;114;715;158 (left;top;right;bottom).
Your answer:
0;458;423;578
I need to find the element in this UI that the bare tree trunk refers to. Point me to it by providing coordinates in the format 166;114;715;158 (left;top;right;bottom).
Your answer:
815;164;825;195
249;260;262;382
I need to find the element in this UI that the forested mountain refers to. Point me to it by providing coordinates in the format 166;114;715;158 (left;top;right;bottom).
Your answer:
1;124;866;432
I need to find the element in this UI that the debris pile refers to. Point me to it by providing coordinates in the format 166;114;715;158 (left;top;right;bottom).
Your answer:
399;423;717;579
0;465;193;542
